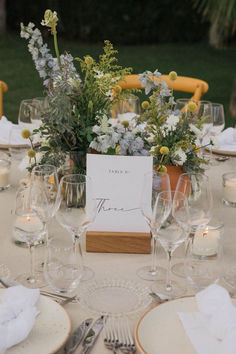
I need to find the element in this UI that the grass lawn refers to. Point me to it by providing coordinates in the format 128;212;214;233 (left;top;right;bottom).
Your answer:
1;34;236;127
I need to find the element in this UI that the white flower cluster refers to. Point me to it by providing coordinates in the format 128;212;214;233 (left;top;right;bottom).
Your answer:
20;23;81;89
161;114;180;136
172;148;187;166
90;123;148;156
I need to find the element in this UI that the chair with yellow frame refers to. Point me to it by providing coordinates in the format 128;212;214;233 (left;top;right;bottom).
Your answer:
117;74;209;102
0;81;8;118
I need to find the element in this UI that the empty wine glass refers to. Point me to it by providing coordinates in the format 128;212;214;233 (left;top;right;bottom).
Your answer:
172;172;213;277
110;96;141;127
151;190;189;299
18;97;47;133
56;174;96;281
30;164;59;243
14;187;45;288
210;103;225;136
137;171;171;281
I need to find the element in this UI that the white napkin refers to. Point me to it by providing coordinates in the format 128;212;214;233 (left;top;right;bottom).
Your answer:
214;128;236;151
0;285;40;353
178;284;236;354
0;116;27;146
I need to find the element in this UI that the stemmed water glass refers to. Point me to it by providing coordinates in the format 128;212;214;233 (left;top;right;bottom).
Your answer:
30;164;59;244
14;187;45;288
56;174;96;281
176;99;213;158
151;190;189;299
137;171;171;281
171;172;213;277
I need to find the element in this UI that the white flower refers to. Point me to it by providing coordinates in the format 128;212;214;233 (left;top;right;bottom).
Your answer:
172;148;187;166
161;114;179;136
94;69;104;78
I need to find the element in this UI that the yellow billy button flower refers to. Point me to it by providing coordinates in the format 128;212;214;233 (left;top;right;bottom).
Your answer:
21;129;31;139
41;9;58;33
27;149;36;158
168;71;177;81
141;101;149;110
158;165;167;173
160;146;169;155
121;120;129;129
115;145;120;155
187;101;197;113
84;55;94;66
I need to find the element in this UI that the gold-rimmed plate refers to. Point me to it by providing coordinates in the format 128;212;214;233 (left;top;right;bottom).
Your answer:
135;296;236;354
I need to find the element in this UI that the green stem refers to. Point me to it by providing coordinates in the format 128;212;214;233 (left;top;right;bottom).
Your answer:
53;31;61;70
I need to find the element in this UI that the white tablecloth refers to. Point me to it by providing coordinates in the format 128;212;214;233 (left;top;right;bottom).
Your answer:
1;157;236;353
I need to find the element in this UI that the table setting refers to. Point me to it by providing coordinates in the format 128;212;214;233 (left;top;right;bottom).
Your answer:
1;8;236;354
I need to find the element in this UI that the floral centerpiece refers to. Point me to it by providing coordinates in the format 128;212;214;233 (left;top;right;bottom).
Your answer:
20;9;211;177
20;9;136;171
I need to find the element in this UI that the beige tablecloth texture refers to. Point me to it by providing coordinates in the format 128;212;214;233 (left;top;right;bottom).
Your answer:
1;157;236;353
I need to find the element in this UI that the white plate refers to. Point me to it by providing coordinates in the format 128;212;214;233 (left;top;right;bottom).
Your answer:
135;296;236;354
206;146;236;156
3;290;71;354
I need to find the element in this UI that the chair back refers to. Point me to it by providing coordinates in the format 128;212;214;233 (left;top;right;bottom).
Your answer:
117;74;208;101
0;81;8;118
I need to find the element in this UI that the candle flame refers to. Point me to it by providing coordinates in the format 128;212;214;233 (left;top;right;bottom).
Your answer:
26;216;31;222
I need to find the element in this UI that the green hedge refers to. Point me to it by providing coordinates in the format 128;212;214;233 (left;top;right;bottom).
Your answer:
6;0;209;44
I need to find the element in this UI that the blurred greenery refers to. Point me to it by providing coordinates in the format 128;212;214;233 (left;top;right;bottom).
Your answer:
1;34;236;127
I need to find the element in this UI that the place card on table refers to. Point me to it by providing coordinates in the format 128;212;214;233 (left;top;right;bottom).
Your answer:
86;154;153;253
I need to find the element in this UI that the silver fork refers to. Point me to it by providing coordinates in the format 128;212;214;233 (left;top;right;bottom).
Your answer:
118;317;136;353
104;317;120;353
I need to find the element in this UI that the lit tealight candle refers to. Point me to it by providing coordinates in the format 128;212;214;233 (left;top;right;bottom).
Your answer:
15;214;43;233
192;226;220;257
0;159;10;190
223;177;236;204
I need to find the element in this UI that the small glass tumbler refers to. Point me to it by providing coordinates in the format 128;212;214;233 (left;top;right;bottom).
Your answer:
0;159;11;191
222;172;236;207
185;218;224;291
44;237;83;294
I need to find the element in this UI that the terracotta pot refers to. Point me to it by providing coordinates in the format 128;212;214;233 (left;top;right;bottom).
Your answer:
165;165;184;191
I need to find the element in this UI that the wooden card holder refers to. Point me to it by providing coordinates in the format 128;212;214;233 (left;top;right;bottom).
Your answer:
86;231;151;254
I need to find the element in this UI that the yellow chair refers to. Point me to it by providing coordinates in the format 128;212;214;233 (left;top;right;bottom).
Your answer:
0;81;8;118
117;74;209;101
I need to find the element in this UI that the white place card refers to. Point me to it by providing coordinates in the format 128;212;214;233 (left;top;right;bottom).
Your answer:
87;154;153;233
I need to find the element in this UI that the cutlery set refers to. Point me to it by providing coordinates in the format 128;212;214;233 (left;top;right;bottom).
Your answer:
104;317;136;353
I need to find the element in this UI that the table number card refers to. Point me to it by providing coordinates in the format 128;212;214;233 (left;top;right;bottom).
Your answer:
86;154;153;253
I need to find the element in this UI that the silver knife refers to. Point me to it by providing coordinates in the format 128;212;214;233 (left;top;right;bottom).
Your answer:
64;318;93;353
82;315;107;353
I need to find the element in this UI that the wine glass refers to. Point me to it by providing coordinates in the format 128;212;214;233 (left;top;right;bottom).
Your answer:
56;174;96;281
14;187;45;288
210;103;225;136
172;172;213;277
30;164;59;243
110;96;141;127
137;171;171;281
18;97;47;133
151;190;189;299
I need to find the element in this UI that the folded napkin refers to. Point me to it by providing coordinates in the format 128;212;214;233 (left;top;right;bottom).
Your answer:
212;128;236;151
178;284;236;354
0;285;39;354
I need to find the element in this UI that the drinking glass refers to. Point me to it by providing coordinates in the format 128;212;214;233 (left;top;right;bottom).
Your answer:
210;103;225;136
110;96;141;127
44;236;83;294
14;187;45;288
176;99;213;157
137;171;171;281
172;172;213;277
151;190;189;299
56;174;96;281
18;97;47;133
185;218;223;291
30;164;59;243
